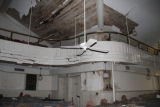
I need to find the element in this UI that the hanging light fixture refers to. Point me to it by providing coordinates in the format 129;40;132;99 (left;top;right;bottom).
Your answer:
38;68;43;81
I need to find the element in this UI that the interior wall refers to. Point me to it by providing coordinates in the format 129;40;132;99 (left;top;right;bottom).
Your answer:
81;71;104;91
80;69;159;105
68;75;81;107
0;13;51;47
81;69;159;91
0;65;58;98
81;90;155;106
114;71;159;91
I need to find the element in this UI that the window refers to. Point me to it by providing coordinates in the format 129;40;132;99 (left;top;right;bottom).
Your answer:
25;74;37;90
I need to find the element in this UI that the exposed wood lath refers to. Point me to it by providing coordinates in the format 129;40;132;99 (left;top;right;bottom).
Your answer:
104;6;138;35
7;0;138;43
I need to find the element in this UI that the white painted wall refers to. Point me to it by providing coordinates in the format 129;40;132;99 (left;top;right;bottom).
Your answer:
114;71;158;91
81;71;104;91
37;76;53;91
81;71;159;91
0;73;25;90
0;64;58;98
0;72;53;97
81;90;155;106
0;13;51;47
80;68;159;105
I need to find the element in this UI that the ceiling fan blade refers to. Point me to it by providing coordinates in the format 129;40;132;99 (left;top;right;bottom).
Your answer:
88;48;109;54
86;39;97;48
76;50;86;56
61;46;81;49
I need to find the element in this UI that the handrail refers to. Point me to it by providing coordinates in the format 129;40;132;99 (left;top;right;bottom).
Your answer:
61;31;159;55
0;27;70;42
0;27;159;55
0;27;40;40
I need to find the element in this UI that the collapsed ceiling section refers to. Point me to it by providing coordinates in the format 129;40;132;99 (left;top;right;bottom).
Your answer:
8;0;41;18
6;0;138;43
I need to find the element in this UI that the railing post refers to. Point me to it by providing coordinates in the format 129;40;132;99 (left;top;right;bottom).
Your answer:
59;41;62;46
37;39;41;44
147;47;149;52
108;33;111;41
78;37;80;44
155;50;158;55
138;43;140;49
10;32;13;40
127;36;129;44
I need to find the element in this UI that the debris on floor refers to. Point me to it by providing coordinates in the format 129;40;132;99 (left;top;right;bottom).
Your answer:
0;96;70;107
92;92;160;107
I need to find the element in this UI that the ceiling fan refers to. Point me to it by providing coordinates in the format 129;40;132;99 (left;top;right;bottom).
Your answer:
61;0;109;56
61;39;109;56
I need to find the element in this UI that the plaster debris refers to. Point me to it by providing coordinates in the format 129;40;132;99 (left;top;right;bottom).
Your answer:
9;0;40;18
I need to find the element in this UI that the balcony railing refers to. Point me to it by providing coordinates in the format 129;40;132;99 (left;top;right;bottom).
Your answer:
0;27;159;55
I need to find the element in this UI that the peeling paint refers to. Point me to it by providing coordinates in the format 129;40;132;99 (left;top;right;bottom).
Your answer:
8;0;40;18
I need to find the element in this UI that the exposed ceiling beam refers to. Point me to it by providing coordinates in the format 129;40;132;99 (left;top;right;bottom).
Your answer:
40;0;73;25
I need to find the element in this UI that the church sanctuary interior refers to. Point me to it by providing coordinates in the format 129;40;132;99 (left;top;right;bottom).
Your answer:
0;0;160;107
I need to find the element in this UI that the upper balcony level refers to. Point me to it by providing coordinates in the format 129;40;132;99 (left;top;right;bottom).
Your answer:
0;27;159;70
0;26;159;55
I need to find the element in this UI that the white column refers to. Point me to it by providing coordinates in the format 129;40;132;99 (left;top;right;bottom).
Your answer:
96;0;104;30
112;62;116;102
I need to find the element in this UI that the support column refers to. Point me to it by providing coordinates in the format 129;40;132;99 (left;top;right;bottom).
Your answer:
96;0;106;41
112;62;116;102
96;0;104;31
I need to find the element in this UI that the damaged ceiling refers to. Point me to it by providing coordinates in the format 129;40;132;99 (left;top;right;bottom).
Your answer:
6;0;137;43
104;0;160;46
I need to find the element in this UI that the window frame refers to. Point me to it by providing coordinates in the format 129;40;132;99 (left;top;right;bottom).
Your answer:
25;74;37;91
